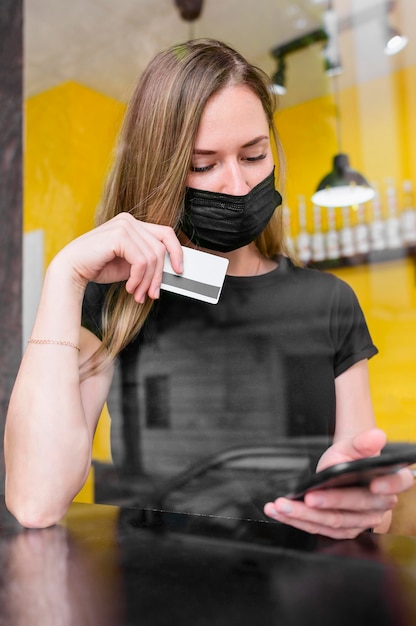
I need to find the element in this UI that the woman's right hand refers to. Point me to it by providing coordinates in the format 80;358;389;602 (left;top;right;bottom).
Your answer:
53;213;184;302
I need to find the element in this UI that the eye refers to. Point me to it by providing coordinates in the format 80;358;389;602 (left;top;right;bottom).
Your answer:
190;164;214;173
245;154;267;163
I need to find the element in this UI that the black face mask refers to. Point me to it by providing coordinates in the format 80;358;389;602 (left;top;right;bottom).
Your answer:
180;169;282;253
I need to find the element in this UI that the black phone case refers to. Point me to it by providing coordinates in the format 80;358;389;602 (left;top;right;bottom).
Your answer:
286;444;416;500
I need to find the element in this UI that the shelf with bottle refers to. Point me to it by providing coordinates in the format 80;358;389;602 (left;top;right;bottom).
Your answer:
283;179;416;270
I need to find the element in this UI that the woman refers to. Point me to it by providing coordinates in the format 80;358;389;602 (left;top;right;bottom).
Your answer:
4;39;413;534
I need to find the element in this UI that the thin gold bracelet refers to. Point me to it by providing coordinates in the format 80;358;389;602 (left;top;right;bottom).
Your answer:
28;338;81;352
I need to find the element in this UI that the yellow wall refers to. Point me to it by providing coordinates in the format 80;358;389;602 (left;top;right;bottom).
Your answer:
24;64;416;501
331;259;416;441
24;81;125;263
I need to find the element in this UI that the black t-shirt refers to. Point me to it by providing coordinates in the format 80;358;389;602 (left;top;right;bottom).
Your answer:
82;256;378;516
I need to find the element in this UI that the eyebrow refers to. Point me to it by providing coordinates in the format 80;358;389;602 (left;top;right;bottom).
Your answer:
193;135;269;155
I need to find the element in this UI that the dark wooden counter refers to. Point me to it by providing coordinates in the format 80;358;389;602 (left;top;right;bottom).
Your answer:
1;498;416;625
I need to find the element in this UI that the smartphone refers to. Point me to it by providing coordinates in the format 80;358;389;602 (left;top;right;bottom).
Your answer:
286;444;416;501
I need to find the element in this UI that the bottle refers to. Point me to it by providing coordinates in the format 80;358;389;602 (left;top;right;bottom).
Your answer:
354;204;369;254
326;206;340;260
283;205;296;257
311;204;326;261
369;183;386;251
295;195;311;264
384;179;402;249
339;206;355;258
400;180;416;246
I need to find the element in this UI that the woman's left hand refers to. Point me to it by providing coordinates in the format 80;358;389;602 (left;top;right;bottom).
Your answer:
263;428;415;539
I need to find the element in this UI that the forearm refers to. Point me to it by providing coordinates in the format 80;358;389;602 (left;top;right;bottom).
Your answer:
4;216;180;527
4;261;92;528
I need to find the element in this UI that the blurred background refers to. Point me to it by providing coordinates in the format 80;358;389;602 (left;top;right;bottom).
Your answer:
8;0;416;506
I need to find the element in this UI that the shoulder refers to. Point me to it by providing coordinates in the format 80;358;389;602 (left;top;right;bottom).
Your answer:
280;257;353;296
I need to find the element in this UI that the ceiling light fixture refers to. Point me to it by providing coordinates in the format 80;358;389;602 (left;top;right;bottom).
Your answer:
312;154;375;207
270;55;287;95
312;89;375;208
312;0;374;207
312;5;374;208
318;1;409;60
270;28;328;95
384;25;408;55
174;0;204;21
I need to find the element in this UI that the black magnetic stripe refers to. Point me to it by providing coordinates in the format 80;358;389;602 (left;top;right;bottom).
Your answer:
161;272;220;299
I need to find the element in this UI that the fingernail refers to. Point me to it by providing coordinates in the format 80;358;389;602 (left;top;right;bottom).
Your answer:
276;500;293;515
154;288;160;299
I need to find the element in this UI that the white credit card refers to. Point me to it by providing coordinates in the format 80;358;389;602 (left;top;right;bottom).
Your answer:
161;246;229;304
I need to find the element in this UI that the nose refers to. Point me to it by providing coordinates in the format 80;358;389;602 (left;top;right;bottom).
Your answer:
220;163;251;196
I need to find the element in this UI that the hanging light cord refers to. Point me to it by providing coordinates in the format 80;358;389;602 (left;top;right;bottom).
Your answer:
332;72;343;154
188;21;195;40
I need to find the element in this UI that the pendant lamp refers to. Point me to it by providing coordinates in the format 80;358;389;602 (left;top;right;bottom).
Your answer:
311;4;374;209
312;154;375;208
174;0;203;21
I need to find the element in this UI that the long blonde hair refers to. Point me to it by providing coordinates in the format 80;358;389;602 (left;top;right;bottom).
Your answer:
87;38;288;375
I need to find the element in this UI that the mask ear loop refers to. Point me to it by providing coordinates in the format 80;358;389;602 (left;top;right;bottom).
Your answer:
178;195;199;248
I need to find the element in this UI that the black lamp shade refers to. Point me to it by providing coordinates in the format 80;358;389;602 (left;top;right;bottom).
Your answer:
312;153;375;207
